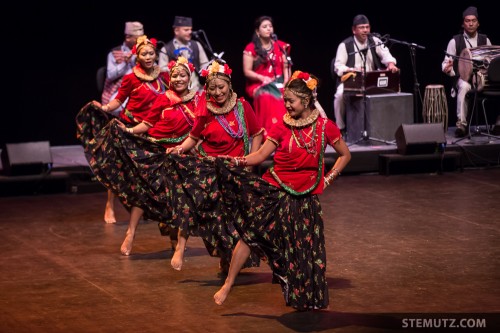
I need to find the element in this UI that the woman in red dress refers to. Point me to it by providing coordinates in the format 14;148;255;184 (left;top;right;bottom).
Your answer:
243;16;291;138
77;35;169;254
213;71;351;311
115;56;200;256
166;59;264;272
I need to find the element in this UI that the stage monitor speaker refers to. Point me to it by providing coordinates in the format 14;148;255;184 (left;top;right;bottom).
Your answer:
395;123;446;155
346;93;413;143
1;141;53;176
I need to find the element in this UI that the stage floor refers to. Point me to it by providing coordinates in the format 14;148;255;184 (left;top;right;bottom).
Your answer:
1;166;499;332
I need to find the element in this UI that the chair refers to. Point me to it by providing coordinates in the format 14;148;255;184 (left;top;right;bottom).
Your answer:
479;56;500;135
96;66;107;96
457;56;500;142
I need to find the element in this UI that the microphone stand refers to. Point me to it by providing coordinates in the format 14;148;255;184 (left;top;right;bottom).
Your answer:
192;30;225;66
349;38;396;146
387;37;425;123
274;38;293;78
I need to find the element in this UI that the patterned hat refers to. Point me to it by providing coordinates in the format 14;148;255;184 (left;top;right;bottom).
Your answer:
124;22;144;36
352;14;369;26
173;16;193;27
463;6;478;19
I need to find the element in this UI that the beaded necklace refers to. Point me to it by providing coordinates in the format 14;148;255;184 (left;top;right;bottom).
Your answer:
133;65;160;81
291;122;317;155
178;104;195;126
145;78;168;95
269;120;327;196
216;106;244;138
198;101;250;157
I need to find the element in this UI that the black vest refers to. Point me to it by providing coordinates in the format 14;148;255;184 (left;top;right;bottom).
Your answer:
335;36;385;88
164;40;201;71
452;33;488;80
343;36;384;70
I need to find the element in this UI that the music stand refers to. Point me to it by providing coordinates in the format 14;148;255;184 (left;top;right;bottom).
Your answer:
349;40;396;146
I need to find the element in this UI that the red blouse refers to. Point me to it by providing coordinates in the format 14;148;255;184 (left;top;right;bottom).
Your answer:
143;90;199;148
190;98;263;157
262;117;341;195
243;40;290;98
115;69;170;125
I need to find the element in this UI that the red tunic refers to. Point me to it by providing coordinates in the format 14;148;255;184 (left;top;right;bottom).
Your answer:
115;68;170;125
243;40;289;98
243;40;290;138
262;117;341;195
190;97;262;157
143;90;199;148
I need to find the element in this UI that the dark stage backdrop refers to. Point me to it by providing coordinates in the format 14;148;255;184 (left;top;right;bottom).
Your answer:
11;1;497;146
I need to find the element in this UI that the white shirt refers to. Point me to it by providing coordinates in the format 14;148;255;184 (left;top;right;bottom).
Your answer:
334;36;397;77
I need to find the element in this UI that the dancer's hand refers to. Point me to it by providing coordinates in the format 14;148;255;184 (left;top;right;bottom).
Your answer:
91;100;102;109
218;155;236;167
167;146;184;155
116;120;127;131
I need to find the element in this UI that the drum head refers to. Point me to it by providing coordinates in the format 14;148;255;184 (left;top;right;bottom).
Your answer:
458;48;473;82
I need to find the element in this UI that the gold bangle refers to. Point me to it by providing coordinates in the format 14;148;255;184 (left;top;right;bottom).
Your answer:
234;156;247;167
127;128;133;134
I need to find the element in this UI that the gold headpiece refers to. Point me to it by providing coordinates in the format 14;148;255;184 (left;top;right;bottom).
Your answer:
167;56;195;76
132;35;157;54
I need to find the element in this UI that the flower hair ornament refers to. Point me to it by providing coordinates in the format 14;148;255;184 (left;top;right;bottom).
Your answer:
132;35;157;54
167;56;195;76
201;61;232;78
290;70;318;91
288;70;327;118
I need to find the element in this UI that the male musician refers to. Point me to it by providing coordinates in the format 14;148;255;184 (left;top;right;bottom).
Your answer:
158;16;210;92
442;6;491;138
333;14;398;138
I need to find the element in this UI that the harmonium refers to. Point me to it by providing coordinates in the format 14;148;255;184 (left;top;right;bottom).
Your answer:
343;70;400;95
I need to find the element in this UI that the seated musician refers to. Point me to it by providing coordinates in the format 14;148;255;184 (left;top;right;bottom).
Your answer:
332;14;398;137
441;6;494;138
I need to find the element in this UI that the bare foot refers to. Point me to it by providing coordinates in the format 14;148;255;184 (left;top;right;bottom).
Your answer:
170;247;184;271
214;283;232;305
120;233;134;256
104;208;116;224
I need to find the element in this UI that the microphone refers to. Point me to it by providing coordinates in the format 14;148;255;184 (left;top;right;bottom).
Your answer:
191;30;203;38
369;32;382;38
271;33;278;41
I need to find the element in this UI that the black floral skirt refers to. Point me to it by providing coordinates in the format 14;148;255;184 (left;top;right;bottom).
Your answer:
75;103;260;268
215;158;329;311
76;102;173;227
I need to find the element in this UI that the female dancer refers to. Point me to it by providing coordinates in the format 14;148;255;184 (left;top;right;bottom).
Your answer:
166;59;264;272
115;56;199;255
213;71;351;311
77;35;169;255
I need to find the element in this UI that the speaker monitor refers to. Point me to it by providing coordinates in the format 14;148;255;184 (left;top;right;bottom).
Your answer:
346;93;414;143
395;123;446;155
1;141;53;176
